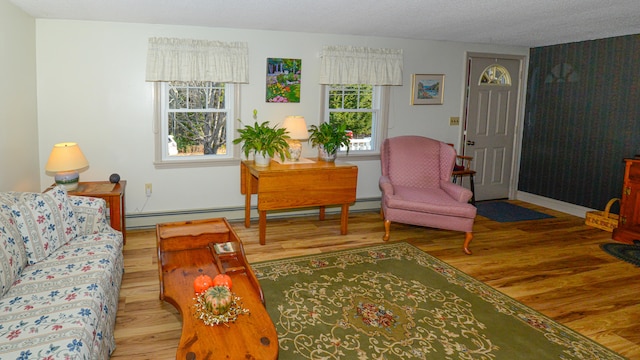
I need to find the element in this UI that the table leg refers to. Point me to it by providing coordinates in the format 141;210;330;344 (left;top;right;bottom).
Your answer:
259;210;267;245
319;206;325;220
244;167;252;228
118;193;126;244
245;194;251;228
340;204;349;235
108;196;121;233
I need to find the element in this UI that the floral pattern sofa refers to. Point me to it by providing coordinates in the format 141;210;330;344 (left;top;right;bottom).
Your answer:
0;187;124;359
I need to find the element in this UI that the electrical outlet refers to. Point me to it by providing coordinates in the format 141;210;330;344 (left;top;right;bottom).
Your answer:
450;117;460;126
145;183;152;197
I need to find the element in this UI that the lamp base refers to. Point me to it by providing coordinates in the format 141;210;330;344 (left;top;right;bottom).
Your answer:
287;139;303;161
54;171;80;191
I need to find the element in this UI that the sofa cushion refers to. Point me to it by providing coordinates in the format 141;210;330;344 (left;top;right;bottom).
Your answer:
0;193;27;298
386;185;477;219
10;187;79;265
69;195;112;235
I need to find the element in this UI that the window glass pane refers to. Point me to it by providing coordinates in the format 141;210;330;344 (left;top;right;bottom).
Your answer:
328;88;343;109
357;86;372;109
210;86;226;109
188;86;207;109
343;88;358;109
168;86;186;109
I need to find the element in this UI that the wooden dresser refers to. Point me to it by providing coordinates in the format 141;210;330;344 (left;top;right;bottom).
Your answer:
612;158;640;244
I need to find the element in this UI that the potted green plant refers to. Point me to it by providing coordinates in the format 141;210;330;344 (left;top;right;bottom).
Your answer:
308;122;351;162
233;120;290;166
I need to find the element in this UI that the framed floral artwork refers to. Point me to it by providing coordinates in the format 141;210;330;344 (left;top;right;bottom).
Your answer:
266;58;301;103
411;74;444;105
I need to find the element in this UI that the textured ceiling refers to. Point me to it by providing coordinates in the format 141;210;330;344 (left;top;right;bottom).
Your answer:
9;0;640;47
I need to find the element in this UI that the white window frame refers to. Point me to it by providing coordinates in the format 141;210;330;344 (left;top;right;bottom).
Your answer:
320;85;389;160
153;82;241;168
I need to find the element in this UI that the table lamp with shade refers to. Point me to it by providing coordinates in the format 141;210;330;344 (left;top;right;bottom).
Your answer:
282;115;308;161
45;142;89;191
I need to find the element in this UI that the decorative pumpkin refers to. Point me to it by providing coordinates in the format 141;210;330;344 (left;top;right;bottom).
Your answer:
203;285;233;315
213;274;233;290
193;274;214;294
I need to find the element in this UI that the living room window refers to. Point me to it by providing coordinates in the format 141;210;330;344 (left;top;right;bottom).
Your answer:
146;37;248;168
153;81;239;167
321;84;388;157
318;45;401;159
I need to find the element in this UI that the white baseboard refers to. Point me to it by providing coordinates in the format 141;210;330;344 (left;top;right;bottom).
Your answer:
515;191;595;218
125;198;382;230
125;193;595;230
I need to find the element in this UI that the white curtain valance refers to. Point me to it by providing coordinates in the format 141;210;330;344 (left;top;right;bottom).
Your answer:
319;45;403;85
145;37;249;83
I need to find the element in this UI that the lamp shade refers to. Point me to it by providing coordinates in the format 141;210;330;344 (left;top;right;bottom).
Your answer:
45;142;89;172
282;116;309;140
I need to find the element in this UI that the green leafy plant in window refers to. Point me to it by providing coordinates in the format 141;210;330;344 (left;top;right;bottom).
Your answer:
308;122;351;161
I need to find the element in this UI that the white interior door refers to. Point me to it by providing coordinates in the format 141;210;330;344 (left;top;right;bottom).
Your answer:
464;55;522;201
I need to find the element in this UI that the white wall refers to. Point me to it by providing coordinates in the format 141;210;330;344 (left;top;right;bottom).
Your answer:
0;0;39;192
35;20;528;217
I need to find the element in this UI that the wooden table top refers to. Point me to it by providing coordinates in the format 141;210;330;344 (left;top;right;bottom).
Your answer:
156;218;278;360
242;158;356;174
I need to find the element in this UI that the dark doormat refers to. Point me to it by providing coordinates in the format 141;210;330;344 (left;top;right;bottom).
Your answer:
600;241;640;267
475;201;554;222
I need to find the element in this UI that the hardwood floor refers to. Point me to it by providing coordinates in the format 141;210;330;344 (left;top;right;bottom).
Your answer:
111;201;640;359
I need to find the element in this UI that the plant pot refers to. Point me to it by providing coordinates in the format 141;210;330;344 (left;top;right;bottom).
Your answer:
254;152;271;167
318;145;337;162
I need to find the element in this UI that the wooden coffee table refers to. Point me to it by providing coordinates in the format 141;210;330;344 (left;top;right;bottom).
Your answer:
156;218;278;360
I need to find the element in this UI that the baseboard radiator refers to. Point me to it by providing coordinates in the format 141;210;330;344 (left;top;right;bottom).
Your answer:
124;197;382;230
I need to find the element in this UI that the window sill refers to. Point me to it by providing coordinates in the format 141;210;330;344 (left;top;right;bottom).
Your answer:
338;152;380;162
153;153;379;169
153;157;241;169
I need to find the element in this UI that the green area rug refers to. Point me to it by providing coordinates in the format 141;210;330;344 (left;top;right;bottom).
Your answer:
253;242;623;359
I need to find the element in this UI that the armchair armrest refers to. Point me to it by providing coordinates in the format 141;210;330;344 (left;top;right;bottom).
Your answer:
440;181;473;203
69;195;117;235
379;175;395;195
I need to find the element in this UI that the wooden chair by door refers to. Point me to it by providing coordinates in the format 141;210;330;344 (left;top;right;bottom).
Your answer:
450;148;476;206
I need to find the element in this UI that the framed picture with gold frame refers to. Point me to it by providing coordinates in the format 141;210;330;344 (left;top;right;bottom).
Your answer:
411;74;444;105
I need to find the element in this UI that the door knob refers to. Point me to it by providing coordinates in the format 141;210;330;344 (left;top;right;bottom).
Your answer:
466;140;475;146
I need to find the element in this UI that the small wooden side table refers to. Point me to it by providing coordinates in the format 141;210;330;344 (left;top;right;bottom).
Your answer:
67;181;127;243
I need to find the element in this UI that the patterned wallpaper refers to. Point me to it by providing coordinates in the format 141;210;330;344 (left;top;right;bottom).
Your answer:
519;34;640;210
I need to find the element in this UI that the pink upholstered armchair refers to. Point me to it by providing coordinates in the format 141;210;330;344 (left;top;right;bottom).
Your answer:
379;136;477;254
